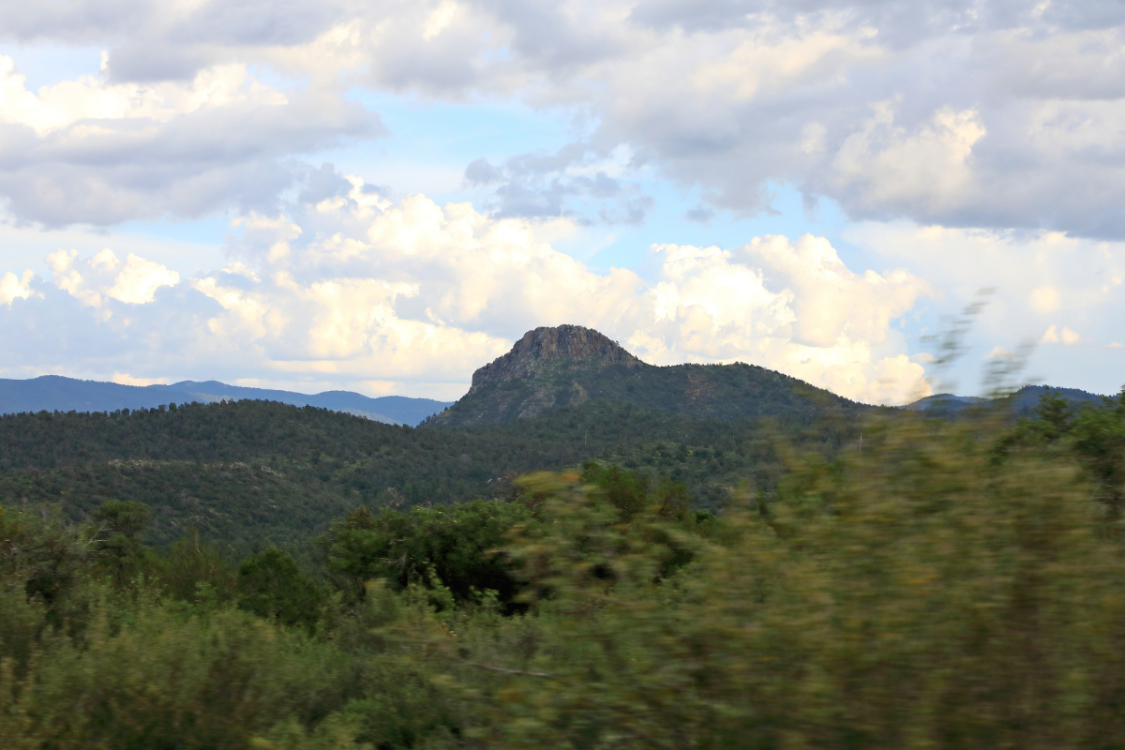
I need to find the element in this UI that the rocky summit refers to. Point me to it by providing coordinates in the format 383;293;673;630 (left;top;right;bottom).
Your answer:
469;325;643;388
424;324;868;428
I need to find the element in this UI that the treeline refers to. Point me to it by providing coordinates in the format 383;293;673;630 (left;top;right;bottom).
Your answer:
3;391;1125;748
0;400;820;557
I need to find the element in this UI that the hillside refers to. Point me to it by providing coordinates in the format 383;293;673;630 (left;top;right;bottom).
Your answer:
14;324;1035;559
5;327;1107;559
424;324;869;427
8;385;1125;750
0;395;840;556
906;384;1111;416
0;375;451;426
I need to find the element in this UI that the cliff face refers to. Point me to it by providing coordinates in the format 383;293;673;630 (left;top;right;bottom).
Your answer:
469;325;644;391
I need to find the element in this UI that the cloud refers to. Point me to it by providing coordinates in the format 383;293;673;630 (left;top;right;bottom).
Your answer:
45;248;180;306
844;220;1125;392
463;144;654;224
0;54;382;226
413;2;1125;238
632;236;932;402
1030;286;1061;314
685;205;715;223
106;254;181;304
0;270;35;306
846;221;1125;344
1;1;349;76
111;372;168;386
0;181;931;403
829;104;986;216
4;2;1125;236
587;11;1125;237
1041;325;1081;346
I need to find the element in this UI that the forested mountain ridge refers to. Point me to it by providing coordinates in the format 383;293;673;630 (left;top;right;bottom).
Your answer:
0;399;804;555
0;375;451;425
3;325;1109;560
424;324;870;427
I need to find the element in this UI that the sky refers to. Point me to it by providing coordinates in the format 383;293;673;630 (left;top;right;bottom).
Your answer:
1;0;1123;404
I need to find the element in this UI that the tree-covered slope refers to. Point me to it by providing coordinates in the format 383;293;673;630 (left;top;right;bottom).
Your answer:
425;324;870;427
0;397;844;555
7;394;1125;750
0;326;878;556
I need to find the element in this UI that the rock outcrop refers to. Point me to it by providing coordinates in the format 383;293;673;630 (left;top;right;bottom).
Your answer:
469;325;644;392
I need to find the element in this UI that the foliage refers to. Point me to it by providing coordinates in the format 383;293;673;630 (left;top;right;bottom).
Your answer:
322;464;704;615
90;499;156;588
4;389;1124;748
996;386;1125;518
152;530;240;605
428;356;871;427
0;398;838;558
437;413;1125;749
1068;388;1125;515
0;590;365;750
323;501;538;613
238;547;325;633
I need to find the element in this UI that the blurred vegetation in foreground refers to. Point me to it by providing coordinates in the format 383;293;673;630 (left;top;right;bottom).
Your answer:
3;389;1125;749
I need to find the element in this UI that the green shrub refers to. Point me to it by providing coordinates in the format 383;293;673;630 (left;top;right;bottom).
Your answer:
0;601;359;750
441;414;1125;749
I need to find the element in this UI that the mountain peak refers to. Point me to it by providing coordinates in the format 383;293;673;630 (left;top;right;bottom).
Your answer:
470;325;644;390
424;323;865;428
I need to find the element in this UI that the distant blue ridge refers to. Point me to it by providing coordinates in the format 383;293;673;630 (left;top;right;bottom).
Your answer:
2;375;1109;426
904;385;1110;413
0;375;452;427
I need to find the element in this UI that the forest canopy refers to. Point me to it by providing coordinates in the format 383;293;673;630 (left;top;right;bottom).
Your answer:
3;389;1125;748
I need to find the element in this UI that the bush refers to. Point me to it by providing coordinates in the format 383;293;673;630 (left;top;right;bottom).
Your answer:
439;414;1125;749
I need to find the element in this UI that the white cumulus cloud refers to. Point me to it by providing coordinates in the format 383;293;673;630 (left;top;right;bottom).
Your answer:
0;270;35;306
1042;325;1081;346
45;248;179;306
844;220;1125;394
0;182;932;404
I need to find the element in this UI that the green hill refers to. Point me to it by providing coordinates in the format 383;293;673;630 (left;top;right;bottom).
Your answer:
0;397;842;557
0;326;879;557
424;324;869;427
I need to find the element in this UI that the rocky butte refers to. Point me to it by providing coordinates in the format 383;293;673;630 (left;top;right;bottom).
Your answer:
470;325;643;386
423;324;867;428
